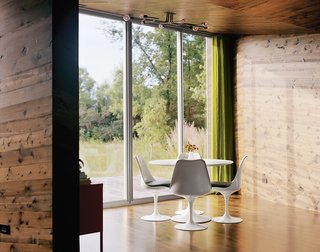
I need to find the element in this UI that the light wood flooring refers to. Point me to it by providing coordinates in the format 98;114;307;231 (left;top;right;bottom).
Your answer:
80;194;320;252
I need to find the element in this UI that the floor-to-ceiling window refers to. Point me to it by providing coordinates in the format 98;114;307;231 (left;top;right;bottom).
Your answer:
79;13;125;203
79;10;209;206
182;33;207;157
131;24;178;199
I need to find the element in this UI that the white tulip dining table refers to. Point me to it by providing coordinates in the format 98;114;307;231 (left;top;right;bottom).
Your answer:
149;158;233;167
149;158;234;223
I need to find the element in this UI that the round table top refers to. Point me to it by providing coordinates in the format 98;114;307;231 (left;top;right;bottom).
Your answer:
149;158;233;167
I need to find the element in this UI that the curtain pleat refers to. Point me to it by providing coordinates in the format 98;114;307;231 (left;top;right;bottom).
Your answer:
211;35;235;182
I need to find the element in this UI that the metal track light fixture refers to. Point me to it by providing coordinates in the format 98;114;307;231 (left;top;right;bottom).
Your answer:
123;12;208;32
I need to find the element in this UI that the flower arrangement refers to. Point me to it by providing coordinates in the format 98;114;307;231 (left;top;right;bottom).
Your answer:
185;142;199;152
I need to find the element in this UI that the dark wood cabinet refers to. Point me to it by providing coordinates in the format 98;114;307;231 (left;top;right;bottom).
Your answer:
80;183;103;252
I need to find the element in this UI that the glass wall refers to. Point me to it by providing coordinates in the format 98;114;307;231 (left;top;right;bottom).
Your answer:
132;24;178;199
182;33;208;158
79;11;209;205
79;14;125;203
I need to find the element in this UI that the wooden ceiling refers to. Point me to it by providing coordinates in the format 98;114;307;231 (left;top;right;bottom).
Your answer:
79;0;320;35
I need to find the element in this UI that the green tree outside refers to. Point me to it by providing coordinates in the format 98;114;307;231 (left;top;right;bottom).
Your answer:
79;23;206;153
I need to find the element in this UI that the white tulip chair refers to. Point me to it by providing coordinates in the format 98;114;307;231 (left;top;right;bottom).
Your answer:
211;155;248;224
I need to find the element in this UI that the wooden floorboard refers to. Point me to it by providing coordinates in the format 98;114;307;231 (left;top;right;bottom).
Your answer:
80;194;320;252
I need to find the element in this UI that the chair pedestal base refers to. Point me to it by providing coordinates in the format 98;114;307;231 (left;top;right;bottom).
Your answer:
175;208;204;215
141;213;171;222
211;193;243;224
211;215;243;224
141;192;171;222
174;222;207;231
173;196;208;231
171;208;211;223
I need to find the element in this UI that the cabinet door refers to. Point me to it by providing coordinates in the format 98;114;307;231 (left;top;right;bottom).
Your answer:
80;184;103;235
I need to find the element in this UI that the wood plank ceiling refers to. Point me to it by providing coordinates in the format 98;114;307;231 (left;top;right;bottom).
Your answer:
79;0;320;35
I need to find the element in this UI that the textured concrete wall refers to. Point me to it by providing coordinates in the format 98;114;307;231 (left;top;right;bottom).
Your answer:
235;34;320;212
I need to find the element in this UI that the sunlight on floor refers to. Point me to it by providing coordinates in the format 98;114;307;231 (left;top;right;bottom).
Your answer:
80;232;101;252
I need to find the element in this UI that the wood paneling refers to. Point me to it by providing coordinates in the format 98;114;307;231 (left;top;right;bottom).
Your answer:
0;98;52;125
79;0;320;35
235;33;320;212
0;0;52;250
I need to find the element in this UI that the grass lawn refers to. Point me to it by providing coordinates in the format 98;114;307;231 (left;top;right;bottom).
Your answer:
79;139;176;179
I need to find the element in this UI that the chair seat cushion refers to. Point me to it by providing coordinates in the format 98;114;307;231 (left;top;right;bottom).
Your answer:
147;179;171;187
210;181;231;188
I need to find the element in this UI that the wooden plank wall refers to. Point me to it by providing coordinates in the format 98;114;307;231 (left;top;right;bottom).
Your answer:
0;0;52;251
235;33;320;212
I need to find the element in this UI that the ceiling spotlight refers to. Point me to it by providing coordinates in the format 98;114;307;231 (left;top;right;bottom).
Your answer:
165;12;175;23
123;15;131;21
138;12;208;32
192;26;199;31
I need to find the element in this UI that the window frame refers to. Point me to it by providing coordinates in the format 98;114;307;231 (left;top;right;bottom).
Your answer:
79;8;212;208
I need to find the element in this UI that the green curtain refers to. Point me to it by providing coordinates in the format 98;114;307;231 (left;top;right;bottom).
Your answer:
211;35;235;182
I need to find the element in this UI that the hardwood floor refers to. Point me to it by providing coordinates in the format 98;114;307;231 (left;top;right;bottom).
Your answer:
80;194;320;252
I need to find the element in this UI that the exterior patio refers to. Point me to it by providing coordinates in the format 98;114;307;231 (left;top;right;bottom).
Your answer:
91;175;173;203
